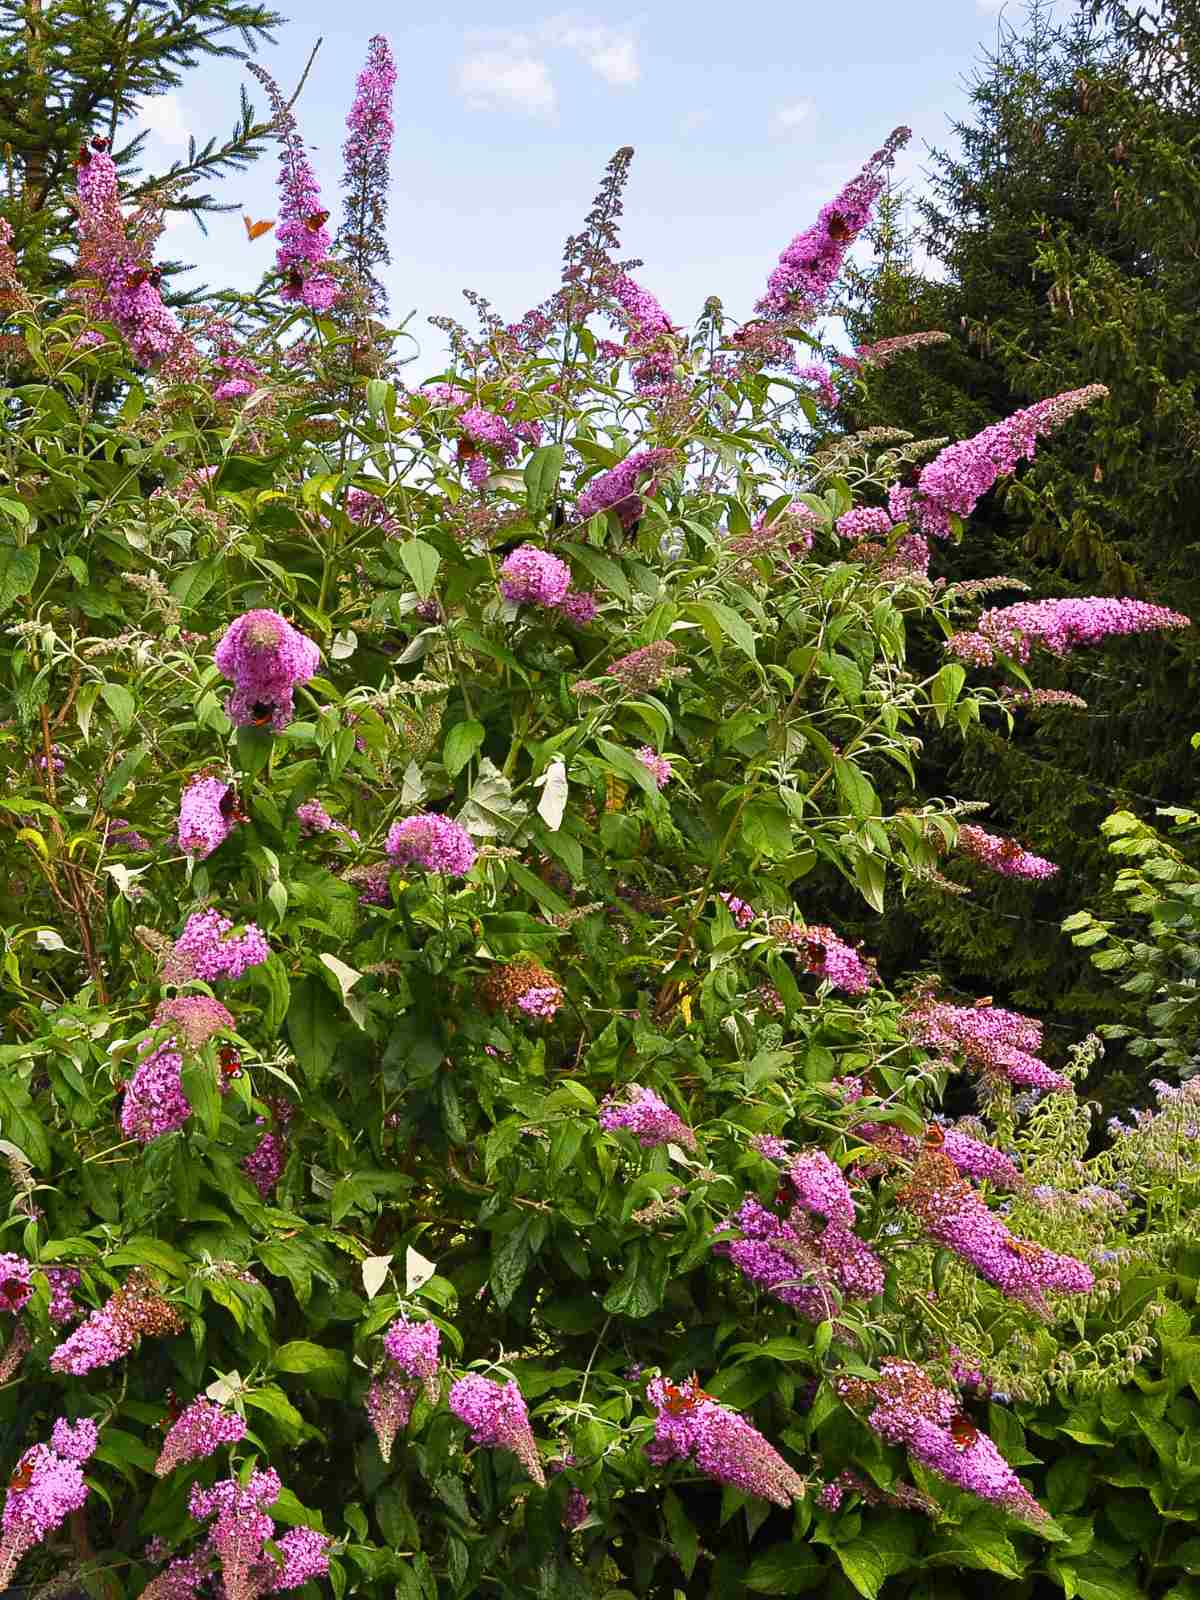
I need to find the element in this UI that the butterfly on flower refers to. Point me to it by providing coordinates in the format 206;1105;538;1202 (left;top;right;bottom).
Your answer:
660;1374;714;1415
8;1457;34;1491
303;210;330;232
218;1045;242;1079
219;788;249;826
949;1414;979;1450
243;215;275;242
923;1123;946;1149
0;1277;25;1312
125;266;162;291
826;212;852;243
249;702;275;728
1005;1236;1044;1262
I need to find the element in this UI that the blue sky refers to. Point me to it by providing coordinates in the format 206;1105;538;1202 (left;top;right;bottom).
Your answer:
140;0;1028;359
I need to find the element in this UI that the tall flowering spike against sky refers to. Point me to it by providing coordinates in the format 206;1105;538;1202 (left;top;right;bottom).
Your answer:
248;62;339;312
755;127;909;321
338;33;398;311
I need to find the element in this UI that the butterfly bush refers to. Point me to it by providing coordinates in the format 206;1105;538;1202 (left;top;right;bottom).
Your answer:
3;55;1198;1598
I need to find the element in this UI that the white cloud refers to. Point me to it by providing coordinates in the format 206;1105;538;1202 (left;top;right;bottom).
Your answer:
138;91;190;147
543;18;640;87
457;51;558;118
456;17;639;117
771;100;815;136
679;108;711;135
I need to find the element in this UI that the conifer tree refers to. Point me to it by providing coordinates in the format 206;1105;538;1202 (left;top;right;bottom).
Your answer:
841;0;1200;1051
0;0;284;285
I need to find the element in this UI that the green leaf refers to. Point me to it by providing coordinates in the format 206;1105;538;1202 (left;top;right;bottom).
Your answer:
286;978;341;1085
744;1545;826;1594
100;682;136;733
398;538;441;599
443;719;485;778
602;1242;665;1317
663;1491;699;1580
562;539;630;600
169;556;222;613
833;756;878;820
181;1060;221;1138
685;599;758;660
275;1340;349;1381
834;1542;888;1600
214;454;282;492
0;546;38;615
1069;1564;1148;1600
237;724;274;780
524;443;565;515
490;1214;543;1309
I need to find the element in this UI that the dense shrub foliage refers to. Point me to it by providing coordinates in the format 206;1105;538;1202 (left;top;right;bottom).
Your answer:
1;34;1199;1600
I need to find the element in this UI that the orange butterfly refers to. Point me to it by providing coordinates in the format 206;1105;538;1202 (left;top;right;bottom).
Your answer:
304;210;330;233
949;1415;979;1450
9;1458;35;1491
827;212;852;243
923;1124;946;1149
1006;1236;1043;1261
243;215;276;242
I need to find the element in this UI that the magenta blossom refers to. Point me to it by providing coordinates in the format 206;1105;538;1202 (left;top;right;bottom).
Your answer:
249;63;338;312
177;776;237;860
0;1424;97;1587
214;609;320;733
576;448;676;527
500;545;571;608
947;595;1190;667
600;1087;696;1151
155;1399;247;1478
449;1374;545;1485
383;1318;441;1401
386;814;477;876
166;908;270;984
779;922;877;995
957;824;1058;880
645;1376;804;1507
637;746;672;789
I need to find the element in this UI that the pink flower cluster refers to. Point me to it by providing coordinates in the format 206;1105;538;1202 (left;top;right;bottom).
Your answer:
296;799;359;843
386;813;477;876
155;1399;246;1478
606;272;677;390
947;595;1190;667
243;1131;286;1198
189;1467;329;1595
383;1318;442;1402
248;64;338;312
49;1278;180;1376
74;144;196;375
366;1371;416;1464
836;507;893;542
178;776;238;859
576;448;676;527
636;746;672;789
500;546;571;606
153;995;235;1053
599;1087;697;1151
900;1153;1092;1315
854;1121;1022;1190
779;922;877;995
449;1374;545;1485
0;1421;98;1587
756;128;908;321
720;1195;883;1320
168;908;270;983
346;487;401;537
957;824;1058;880
214;609;321;733
719;893;754;928
838;330;951;371
796;361;839;409
848;1359;1045;1520
786;1151;856;1224
897;385;1108;538
645;1376;804;1507
905;998;1068;1094
121;1041;190;1143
